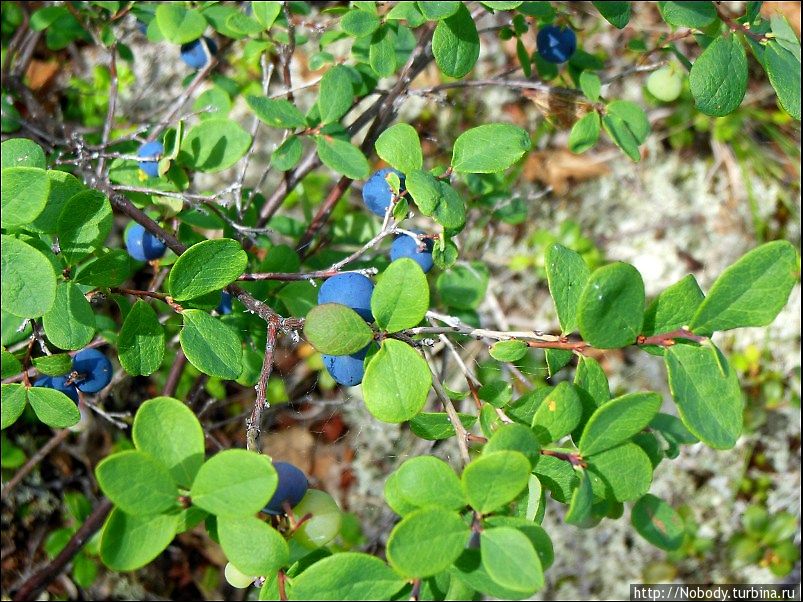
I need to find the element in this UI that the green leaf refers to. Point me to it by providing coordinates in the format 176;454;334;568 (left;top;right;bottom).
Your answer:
133;396;204;488
690;241;798;334
218;516;289;576
631;494;685;551
658;1;716;29
100;509;179;571
689;34;748;117
643;274;705;337
26;383;81;427
57;190;114;264
532;382;582;445
482;1;524;10
371;258;429;332
369;25;397;77
179;119;252;172
96;450;179;515
386;507;469;578
384;471;419;516
226;12;264;36
168;239;248;301
190;449;277;517
568;112;601;154
1;138;46;169
436;262;489;309
545;348;573;377
318;65;354;125
288;553;406;601
375;123;423;173
33;354;73;379
452;124;531;173
577;262;645;348
1;383;28;429
363;339;432;423
489;340;528;362
462;451;531;513
532;453;579;503
41;282;95;351
586;442;653;502
272;135;303;171
573;356;612;441
303;304;374;355
602;100;650;161
394;456;466;511
664;343;743;449
117;301;164;376
405;170;465;229
763;41;801;121
578;392;662;456
579;71;602;101
432;4;480;78
30;171;85;234
545;243;591;333
564;471;594;526
246;95;307;128
481;527;543;594
418;1;461;19
342;8;381;37
74;249;134;287
1;167;50;228
251;2;282;29
592;1;631;28
483;423;541;467
409;412;477;440
179;310;243;380
1;235;58;318
2;348;22;379
155;4;207;44
650;413;698;458
315;136;370;179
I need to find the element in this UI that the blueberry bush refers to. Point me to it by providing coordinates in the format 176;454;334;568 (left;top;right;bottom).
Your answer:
1;1;800;600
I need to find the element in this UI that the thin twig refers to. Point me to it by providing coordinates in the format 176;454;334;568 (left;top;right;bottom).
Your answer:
12;498;114;602
424;350;471;465
1;429;71;500
246;323;278;452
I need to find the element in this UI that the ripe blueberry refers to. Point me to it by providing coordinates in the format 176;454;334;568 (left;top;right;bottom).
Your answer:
125;223;167;262
34;375;79;403
71;349;113;393
180;37;218;70
536;25;577;64
263;462;309;515
323;346;368;387
362;168;405;216
137;140;164;178
390;231;434;273
318;273;374;322
217;291;233;315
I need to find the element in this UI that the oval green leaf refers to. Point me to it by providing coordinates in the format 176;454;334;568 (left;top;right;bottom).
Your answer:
303;303;374;355
169;239;248;301
190;449;277;517
577;262;645;349
179;309;243;380
362;339;432;423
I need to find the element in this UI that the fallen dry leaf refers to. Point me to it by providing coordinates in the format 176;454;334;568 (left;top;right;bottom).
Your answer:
523;149;609;195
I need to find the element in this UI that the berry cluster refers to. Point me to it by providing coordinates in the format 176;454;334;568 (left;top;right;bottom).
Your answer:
34;349;113;401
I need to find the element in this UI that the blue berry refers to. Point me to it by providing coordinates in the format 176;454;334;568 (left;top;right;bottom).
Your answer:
71;349;113;393
217;291;233;315
125;223;167;262
180;37;218;70
323;347;368;387
318;273;374;322
536;25;577;64
137;140;164;178
34;375;79;403
263;462;309;515
390;231;434;273
362;168;405;216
